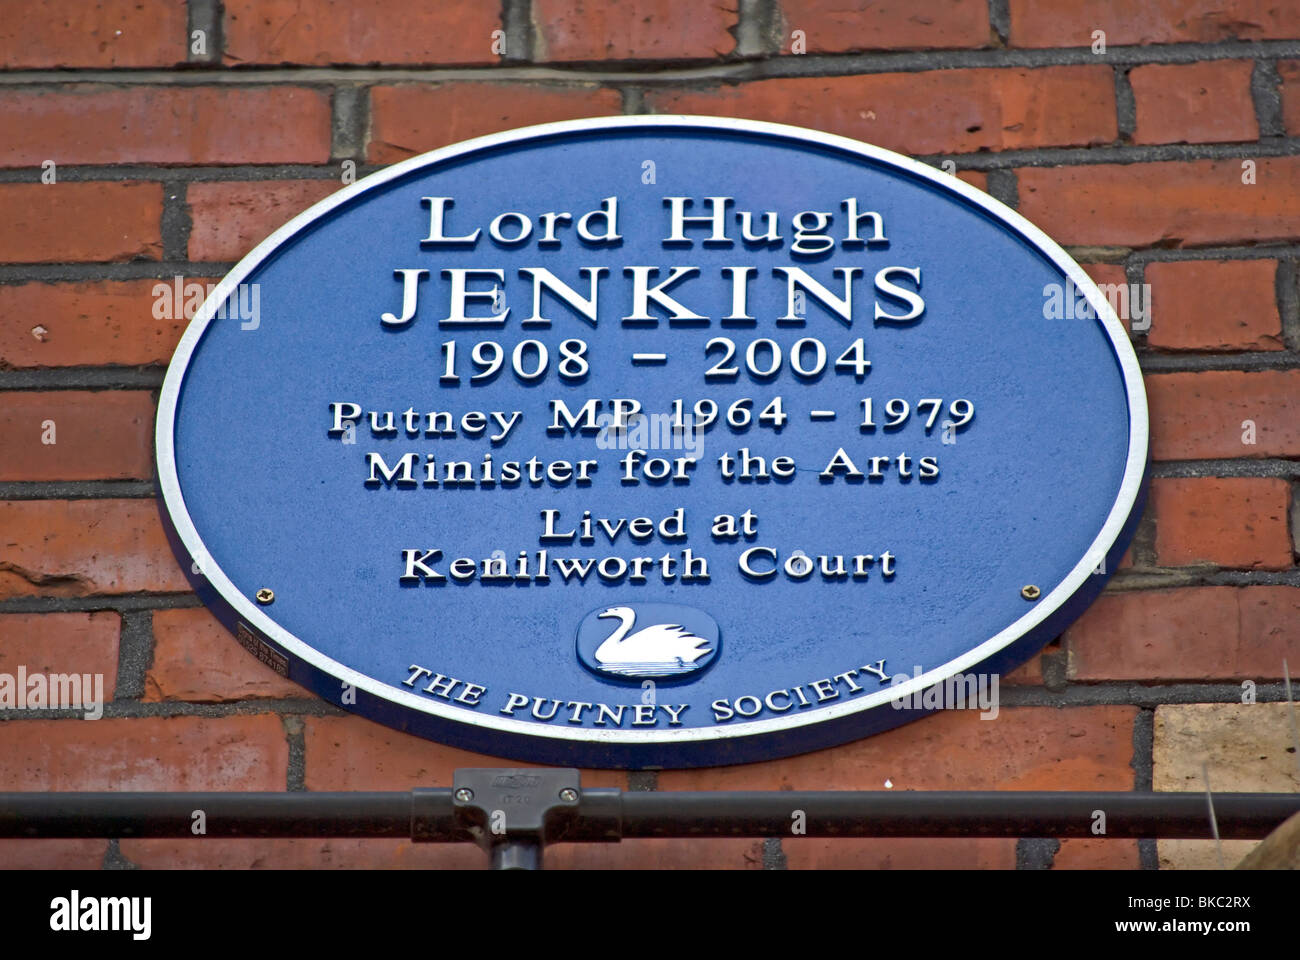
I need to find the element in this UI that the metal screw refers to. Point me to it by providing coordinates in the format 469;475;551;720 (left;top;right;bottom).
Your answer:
255;588;275;605
454;788;473;802
1021;584;1041;600
558;788;578;802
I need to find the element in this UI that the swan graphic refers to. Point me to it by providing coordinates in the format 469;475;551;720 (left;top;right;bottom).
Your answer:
593;605;714;678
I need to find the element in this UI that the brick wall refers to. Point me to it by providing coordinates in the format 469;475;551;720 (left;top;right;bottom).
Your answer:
1;0;1297;870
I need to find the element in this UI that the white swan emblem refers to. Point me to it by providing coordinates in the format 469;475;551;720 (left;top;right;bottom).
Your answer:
593;606;713;678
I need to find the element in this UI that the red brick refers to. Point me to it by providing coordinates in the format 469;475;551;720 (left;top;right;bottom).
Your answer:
1002;639;1059;686
0;0;188;69
784;837;1016;869
120;837;487;870
1002;657;1043;686
224;0;501;66
1081;263;1124;282
0;182;162;263
534;0;736;61
1067;586;1300;681
1080;262;1127;287
368;84;624;163
1129;61;1258;145
0;500;191;599
0;280;187;368
776;0;992;52
1152;477;1293;570
1009;0;1300;46
1145;260;1283;351
188;180;343;262
645;67;1116;156
1146;371;1300;460
1240;588;1300;667
1280;61;1300;134
659;706;1137;791
141;275;254;323
118;835;758;869
1017;158;1300;248
302;716;625;791
0;715;287;790
147;607;311;702
1053;838;1141;868
0;612;120;698
0;391;154;481
549;838;767;870
0;87;331;167
0;839;108;870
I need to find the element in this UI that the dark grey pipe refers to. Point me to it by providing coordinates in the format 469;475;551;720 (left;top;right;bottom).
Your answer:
613;791;1300;839
0;790;1295;841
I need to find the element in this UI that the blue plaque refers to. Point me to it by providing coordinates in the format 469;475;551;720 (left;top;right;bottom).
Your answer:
157;117;1148;768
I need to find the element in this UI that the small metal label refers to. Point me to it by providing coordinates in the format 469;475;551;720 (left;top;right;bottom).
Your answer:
235;623;290;678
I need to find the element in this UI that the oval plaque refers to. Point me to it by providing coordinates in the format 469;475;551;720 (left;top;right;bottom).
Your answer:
157;117;1148;768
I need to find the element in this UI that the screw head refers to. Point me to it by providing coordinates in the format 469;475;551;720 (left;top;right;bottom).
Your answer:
1021;584;1041;601
558;788;579;802
454;788;473;802
255;588;275;605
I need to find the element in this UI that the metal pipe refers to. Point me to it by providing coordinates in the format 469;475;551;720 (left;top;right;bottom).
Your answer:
0;792;423;839
0;790;1296;840
614;791;1300;839
490;841;543;870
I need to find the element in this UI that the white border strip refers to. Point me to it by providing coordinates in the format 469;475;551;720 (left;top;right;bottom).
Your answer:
156;115;1149;746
